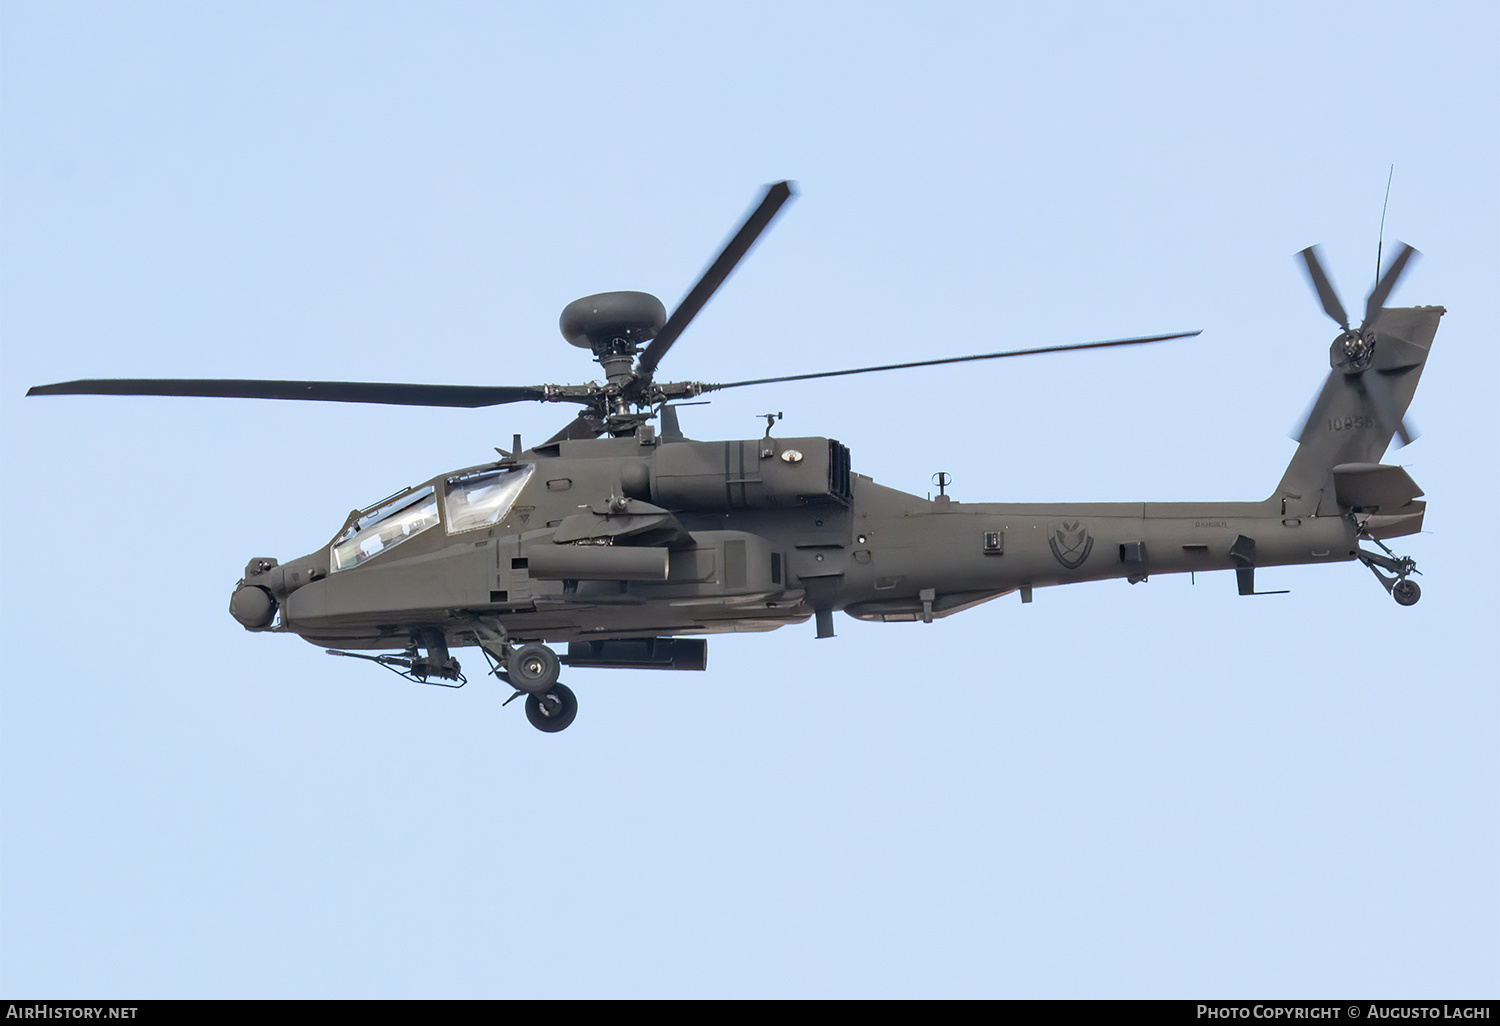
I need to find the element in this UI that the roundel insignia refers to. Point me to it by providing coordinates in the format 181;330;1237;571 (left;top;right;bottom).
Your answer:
1048;520;1094;569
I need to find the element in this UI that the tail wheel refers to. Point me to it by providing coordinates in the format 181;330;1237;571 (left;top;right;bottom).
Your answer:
1392;579;1421;606
525;683;578;733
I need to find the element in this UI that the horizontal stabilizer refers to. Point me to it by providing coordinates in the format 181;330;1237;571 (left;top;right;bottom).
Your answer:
1332;463;1423;512
1360;503;1426;541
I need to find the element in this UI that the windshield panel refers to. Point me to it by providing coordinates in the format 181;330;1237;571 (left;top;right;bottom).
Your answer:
445;465;532;534
331;486;438;571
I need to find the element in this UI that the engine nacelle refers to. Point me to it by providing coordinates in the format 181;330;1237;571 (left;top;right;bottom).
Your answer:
650;437;851;510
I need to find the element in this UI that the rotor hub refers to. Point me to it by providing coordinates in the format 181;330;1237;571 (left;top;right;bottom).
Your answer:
1334;328;1375;370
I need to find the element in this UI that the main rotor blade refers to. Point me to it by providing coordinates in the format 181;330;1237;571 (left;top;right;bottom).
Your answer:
26;378;551;408
702;331;1201;392
1298;246;1350;330
635;181;796;378
1361;242;1418;332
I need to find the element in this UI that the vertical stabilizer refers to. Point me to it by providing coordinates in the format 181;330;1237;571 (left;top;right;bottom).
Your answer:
1274;305;1443;512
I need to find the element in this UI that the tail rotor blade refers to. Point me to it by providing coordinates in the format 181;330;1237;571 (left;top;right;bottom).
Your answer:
1361;242;1418;332
1293;369;1340;443
1356;370;1418;448
1298;246;1350;330
635;181;795;378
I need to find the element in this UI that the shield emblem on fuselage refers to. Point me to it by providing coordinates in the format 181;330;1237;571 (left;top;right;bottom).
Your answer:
1048;520;1094;569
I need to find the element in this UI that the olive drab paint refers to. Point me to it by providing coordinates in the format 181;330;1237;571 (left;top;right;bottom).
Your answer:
27;183;1440;732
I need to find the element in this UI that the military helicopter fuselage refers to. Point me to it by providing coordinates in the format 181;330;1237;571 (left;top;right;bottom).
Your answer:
235;428;1370;656
31;182;1441;732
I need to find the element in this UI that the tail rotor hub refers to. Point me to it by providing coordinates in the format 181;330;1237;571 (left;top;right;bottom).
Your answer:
1336;328;1375;370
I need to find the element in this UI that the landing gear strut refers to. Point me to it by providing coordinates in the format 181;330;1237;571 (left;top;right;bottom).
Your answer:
473;627;577;733
332;626;581;732
1357;536;1422;607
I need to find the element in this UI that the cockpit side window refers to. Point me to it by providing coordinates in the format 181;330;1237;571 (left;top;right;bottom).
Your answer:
445;465;533;534
331;485;439;571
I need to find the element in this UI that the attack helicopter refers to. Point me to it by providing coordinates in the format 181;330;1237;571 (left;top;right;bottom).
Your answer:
27;182;1440;732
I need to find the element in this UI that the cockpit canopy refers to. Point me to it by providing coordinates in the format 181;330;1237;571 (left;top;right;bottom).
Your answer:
331;465;533;572
445;465;533;534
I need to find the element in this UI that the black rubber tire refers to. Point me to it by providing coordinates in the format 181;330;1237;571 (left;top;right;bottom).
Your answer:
525;682;578;733
1392;579;1421;606
508;643;561;691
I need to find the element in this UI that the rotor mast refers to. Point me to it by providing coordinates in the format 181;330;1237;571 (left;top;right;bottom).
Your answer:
560;181;799;437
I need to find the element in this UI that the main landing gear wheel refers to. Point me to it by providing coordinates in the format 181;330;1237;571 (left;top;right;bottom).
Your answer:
1392;579;1421;606
525;682;578;732
508;643;561;691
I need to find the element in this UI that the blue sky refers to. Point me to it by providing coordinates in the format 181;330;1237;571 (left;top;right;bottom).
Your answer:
2;0;1496;998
